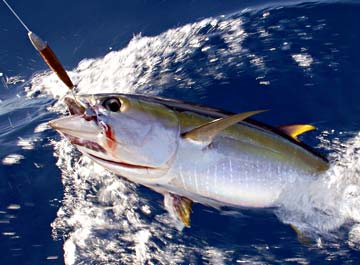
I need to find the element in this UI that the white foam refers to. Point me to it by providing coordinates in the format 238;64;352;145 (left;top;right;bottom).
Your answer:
7;204;21;210
292;53;313;68
2;154;24;165
34;122;50;133
28;15;250;104
5;75;25;85
276;132;360;237
17;137;37;150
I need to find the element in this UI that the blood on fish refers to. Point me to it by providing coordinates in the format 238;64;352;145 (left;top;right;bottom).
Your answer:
103;123;116;150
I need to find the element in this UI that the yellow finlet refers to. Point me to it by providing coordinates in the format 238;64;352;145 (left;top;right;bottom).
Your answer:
278;124;316;141
183;110;267;144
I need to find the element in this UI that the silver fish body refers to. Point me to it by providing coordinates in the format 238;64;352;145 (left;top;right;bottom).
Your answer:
49;94;329;227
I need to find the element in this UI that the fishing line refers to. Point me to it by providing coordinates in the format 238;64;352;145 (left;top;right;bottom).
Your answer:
2;0;83;109
2;0;31;32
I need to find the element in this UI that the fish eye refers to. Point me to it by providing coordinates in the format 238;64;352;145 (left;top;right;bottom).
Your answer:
102;97;121;112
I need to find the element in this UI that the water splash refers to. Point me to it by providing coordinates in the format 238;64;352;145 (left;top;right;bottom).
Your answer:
26;4;360;264
2;153;24;165
28;14;250;102
276;132;360;238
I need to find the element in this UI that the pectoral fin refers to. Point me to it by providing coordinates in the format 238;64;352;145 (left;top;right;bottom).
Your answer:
164;193;193;230
278;124;316;141
183;110;266;144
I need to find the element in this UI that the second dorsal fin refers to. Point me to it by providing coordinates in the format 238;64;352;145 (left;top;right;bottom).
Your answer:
278;124;316;141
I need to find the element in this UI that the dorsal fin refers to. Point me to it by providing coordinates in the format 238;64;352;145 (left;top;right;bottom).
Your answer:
183;110;266;144
278;124;316;141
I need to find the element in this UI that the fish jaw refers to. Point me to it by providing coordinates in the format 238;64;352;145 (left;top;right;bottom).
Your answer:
49;115;100;141
80;147;172;184
48;115;166;180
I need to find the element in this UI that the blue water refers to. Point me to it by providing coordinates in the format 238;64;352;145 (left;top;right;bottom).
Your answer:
1;0;360;264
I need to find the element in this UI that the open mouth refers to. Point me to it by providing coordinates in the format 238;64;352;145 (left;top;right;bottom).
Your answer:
66;134;106;153
87;153;155;170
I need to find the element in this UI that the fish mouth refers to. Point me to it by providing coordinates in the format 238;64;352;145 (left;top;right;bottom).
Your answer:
65;134;107;153
48;115;100;138
49;113;156;171
86;153;156;170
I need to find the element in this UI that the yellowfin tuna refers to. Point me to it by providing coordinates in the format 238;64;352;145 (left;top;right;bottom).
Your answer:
49;94;329;229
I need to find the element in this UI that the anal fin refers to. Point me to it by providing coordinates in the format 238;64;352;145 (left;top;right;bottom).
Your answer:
164;193;193;230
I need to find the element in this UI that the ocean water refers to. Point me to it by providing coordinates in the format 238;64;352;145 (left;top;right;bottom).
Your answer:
1;0;360;264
